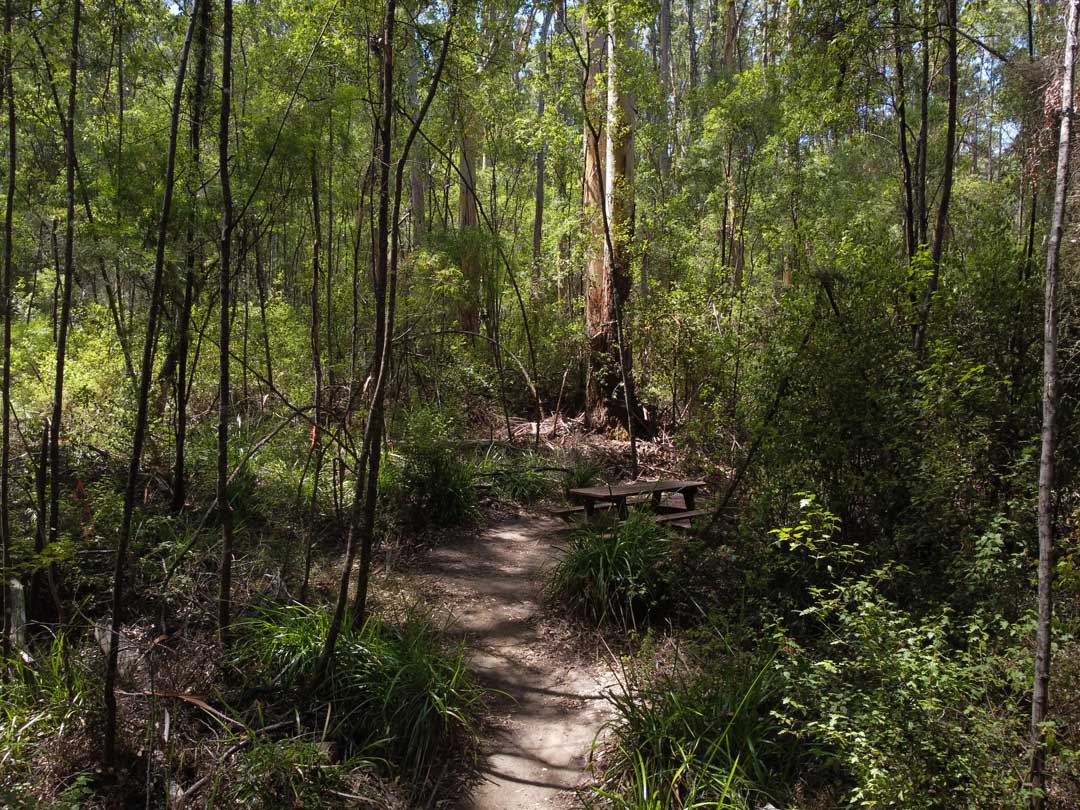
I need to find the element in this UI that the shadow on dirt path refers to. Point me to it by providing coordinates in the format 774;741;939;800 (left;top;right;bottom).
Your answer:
397;515;615;809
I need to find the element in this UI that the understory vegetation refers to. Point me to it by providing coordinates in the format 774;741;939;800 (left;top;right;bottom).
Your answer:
1;0;1079;806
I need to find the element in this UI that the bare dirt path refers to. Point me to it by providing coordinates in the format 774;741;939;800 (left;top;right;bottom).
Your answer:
387;514;614;810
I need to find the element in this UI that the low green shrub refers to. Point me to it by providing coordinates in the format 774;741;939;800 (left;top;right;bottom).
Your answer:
547;510;672;630
236;603;484;797
768;497;1030;808
771;574;1029;808
589;639;782;809
382;406;476;527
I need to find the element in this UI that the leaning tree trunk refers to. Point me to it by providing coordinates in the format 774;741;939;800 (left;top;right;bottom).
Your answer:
315;0;399;683
103;0;198;768
1029;1;1078;803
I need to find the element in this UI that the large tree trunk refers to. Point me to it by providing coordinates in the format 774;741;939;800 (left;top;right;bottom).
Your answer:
721;0;737;75
582;17;607;427
103;0;198;767
1029;2;1078;803
585;8;638;436
217;0;235;645
603;1;640;469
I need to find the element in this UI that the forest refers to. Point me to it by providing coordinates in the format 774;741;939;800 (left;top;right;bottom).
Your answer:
1;0;1079;806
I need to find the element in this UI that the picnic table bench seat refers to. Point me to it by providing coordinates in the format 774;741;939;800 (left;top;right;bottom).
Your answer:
652;508;710;524
552;492;695;523
558;479;707;524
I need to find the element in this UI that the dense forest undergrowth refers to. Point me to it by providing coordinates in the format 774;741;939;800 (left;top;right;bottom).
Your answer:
3;0;1080;807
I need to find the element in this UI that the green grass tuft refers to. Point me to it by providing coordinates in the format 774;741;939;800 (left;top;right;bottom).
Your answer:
235;603;484;798
588;645;782;809
547;510;672;630
0;634;91;796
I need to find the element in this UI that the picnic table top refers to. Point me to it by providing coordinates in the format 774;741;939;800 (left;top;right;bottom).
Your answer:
568;479;706;501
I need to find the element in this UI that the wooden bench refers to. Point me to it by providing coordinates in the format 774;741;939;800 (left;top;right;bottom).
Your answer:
653;508;709;524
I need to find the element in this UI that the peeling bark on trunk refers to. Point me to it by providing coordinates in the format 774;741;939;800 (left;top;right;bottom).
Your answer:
582;18;607;427
584;6;638;442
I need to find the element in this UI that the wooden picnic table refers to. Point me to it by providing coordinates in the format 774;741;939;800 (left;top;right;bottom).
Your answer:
567;479;706;522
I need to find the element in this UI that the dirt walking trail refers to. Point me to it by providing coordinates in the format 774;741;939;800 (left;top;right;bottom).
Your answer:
399;514;615;809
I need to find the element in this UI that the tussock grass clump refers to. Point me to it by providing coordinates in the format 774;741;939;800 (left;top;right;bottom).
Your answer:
589;646;781;809
220;737;365;809
483;450;556;504
236;603;483;794
547;510;672;630
382;406;477;528
562;457;604;493
0;635;91;800
495;463;553;503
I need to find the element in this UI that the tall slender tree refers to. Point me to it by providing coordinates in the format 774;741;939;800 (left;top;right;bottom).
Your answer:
45;0;82;622
104;0;200;767
217;0;236;644
913;0;957;356
1029;0;1079;802
658;0;673;181
0;0;15;658
532;7;552;296
173;0;212;512
316;0;455;681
